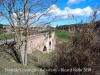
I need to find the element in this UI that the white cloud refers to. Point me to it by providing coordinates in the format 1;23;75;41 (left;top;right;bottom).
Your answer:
97;11;100;14
44;4;93;19
67;0;85;5
44;4;61;17
68;6;93;17
9;4;100;24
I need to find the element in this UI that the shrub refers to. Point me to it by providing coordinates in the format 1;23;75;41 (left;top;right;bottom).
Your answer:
46;13;100;75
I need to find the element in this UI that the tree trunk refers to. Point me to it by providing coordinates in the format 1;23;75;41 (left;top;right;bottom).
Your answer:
23;0;27;66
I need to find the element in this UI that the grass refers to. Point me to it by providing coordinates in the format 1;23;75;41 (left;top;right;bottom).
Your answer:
31;50;55;67
55;31;71;40
0;46;55;75
0;34;14;40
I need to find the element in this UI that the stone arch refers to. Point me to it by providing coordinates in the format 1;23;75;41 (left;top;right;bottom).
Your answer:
49;41;51;45
49;41;51;50
43;46;47;51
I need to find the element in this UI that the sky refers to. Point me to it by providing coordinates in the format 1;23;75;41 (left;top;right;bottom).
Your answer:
0;0;100;27
50;0;100;27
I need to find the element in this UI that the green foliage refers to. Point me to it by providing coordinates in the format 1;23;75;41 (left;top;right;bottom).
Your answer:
56;25;69;30
49;33;52;38
0;24;3;29
0;34;14;40
55;31;71;40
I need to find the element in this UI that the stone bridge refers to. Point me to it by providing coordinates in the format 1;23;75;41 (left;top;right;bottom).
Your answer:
26;32;56;53
0;32;56;53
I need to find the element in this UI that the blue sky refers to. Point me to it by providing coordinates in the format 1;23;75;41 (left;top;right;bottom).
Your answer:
49;0;100;27
0;0;100;27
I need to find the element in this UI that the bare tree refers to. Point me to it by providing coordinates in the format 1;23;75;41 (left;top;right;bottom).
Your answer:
0;0;57;66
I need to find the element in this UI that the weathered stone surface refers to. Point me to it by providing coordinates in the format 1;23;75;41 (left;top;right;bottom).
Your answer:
26;32;56;53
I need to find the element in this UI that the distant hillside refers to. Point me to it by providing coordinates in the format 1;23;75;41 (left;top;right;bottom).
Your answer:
0;24;3;29
56;20;100;30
